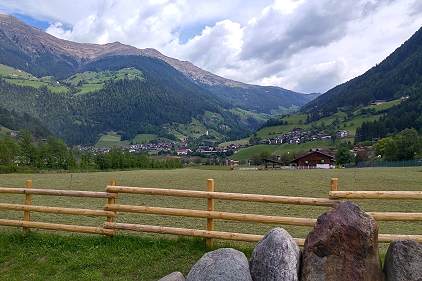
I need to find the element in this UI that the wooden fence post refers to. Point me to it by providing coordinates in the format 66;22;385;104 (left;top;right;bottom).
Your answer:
330;178;339;192
106;179;117;236
206;179;215;248
22;180;32;236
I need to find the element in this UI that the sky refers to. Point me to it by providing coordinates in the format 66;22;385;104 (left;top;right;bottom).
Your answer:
1;0;422;94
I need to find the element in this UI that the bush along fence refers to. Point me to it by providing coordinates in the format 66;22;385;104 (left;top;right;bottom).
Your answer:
0;178;421;247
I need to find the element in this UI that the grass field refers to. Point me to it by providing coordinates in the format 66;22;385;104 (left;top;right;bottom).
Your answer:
1;167;421;279
95;133;129;148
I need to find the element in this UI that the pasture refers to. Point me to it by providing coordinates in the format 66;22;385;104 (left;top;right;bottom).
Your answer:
1;167;421;252
95;133;128;148
1;166;421;280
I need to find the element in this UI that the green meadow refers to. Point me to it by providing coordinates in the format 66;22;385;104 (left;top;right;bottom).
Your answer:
0;64;145;95
0;167;421;279
1;167;421;246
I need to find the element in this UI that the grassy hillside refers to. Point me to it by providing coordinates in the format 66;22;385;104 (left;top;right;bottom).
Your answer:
0;125;12;138
258;100;399;140
63;68;145;94
218;99;402;161
0;64;145;95
0;64;67;93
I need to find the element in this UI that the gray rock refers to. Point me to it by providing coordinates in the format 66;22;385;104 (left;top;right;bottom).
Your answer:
249;227;301;281
186;248;252;281
158;271;185;281
384;239;422;281
301;201;383;281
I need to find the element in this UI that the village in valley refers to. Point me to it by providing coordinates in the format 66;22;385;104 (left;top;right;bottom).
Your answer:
69;126;362;169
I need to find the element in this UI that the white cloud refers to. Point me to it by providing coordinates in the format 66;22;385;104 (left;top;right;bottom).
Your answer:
166;20;244;76
296;58;349;93
1;0;422;94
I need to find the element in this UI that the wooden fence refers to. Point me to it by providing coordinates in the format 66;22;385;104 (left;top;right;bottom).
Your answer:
0;179;118;236
0;178;421;247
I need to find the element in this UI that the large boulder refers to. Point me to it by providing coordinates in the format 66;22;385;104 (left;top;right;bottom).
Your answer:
249;227;301;281
158;271;185;281
186;248;252;281
384;239;422;281
301;201;383;281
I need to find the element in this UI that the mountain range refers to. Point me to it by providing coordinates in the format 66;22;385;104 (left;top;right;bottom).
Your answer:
1;13;421;148
0;14;317;145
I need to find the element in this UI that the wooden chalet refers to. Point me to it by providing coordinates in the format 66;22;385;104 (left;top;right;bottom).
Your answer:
290;149;335;169
262;158;284;169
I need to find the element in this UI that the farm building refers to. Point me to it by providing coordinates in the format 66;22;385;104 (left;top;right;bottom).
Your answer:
262;158;284;169
290;149;335;169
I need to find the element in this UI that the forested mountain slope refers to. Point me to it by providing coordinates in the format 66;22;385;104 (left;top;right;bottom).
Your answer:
0;14;311;116
301;27;422;117
297;27;422;142
0;99;51;138
0;55;251;145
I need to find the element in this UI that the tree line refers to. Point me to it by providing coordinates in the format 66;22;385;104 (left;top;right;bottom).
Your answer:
372;128;422;161
0;130;182;173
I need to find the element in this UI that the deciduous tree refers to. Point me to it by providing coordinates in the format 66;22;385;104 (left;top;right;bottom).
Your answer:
334;147;355;165
395;128;421;160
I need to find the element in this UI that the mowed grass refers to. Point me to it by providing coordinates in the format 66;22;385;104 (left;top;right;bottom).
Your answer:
0;167;421;279
0;232;210;281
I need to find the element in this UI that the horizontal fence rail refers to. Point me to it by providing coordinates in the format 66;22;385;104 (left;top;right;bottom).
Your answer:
378;234;422;243
103;222;306;246
0;219;115;235
329;191;422;200
367;212;422;221
0;178;421;246
106;186;339;206
0;187;118;198
103;204;318;226
0;203;115;217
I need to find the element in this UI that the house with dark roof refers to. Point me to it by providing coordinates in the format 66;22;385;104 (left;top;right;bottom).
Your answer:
290;149;335;169
262;158;284;169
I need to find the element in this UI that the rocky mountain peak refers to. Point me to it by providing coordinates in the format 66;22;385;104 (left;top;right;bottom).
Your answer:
0;14;249;87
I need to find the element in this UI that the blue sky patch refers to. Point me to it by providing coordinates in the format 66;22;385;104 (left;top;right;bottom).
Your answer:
177;24;208;44
12;13;50;30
